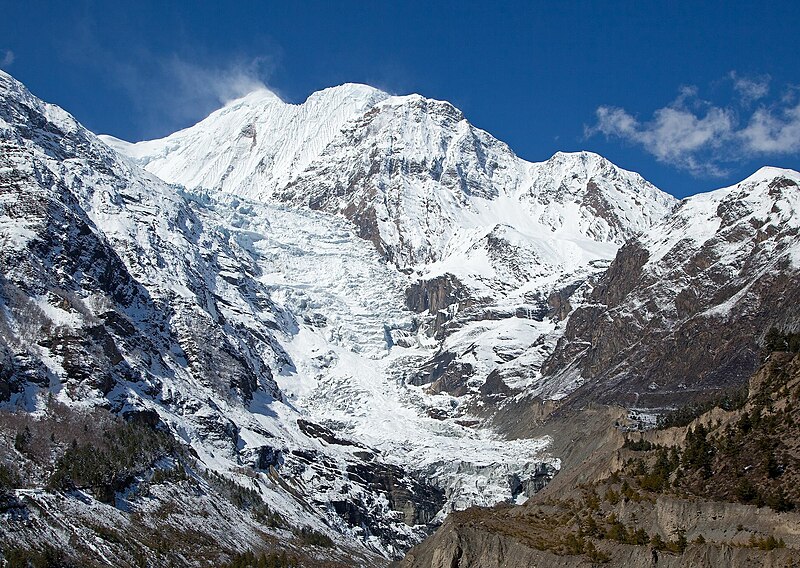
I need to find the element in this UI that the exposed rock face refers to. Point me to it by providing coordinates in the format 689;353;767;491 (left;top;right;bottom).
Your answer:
589;240;650;307
543;169;800;408
398;351;800;567
405;275;474;338
546;280;586;321
405;275;466;316
344;461;445;527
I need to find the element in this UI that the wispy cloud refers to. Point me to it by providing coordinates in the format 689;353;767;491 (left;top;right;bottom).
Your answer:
53;12;280;139
591;102;734;176
164;56;274;106
730;71;770;104
0;49;14;68
587;73;800;177
103;54;278;138
740;101;800;154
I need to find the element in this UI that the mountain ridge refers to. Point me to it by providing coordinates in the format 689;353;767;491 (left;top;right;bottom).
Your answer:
537;165;800;415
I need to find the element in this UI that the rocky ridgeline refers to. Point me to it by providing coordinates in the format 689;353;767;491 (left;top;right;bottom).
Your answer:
543;169;800;409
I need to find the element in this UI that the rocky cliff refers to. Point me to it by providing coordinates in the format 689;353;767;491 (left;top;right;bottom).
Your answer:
542;168;800;409
397;347;800;567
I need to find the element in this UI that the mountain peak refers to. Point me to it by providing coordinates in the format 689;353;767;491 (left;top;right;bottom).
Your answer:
377;93;465;122
101;80;389;198
302;82;389;113
740;165;800;185
548;150;605;162
104;80;676;258
7;66;800;567
310;82;387;101
230;86;284;106
541;150;617;177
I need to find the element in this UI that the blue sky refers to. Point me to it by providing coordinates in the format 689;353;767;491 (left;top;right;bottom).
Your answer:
1;0;798;197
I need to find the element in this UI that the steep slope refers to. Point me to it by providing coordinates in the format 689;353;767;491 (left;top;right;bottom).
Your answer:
0;69;286;408
279;97;672;267
192;189;561;520
397;347;800;568
80;62;800;568
542;167;800;408
102;83;389;199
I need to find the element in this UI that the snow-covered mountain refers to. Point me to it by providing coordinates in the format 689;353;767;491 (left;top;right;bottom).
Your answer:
543;166;800;410
103;86;674;270
102;84;389;199
0;71;442;564
7;68;765;566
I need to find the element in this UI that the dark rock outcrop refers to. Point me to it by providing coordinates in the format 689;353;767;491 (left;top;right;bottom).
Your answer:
405;274;474;338
345;462;445;527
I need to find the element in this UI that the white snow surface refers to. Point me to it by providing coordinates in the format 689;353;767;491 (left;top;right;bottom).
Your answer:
101;84;389;199
11;66;800;559
196;190;560;516
95;84;686;530
103;83;679;406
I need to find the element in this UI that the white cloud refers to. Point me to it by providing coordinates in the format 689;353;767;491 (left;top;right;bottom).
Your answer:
164;56;275;106
590;95;735;176
0;49;14;68
588;75;800;177
740;101;800;154
51;11;281;139
730;71;770;104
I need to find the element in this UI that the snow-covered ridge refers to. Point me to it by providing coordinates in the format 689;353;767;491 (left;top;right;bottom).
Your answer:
644;165;800;267
540;164;800;408
100;83;390;198
105;82;684;412
104;84;677;273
